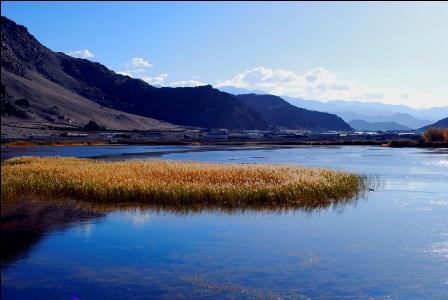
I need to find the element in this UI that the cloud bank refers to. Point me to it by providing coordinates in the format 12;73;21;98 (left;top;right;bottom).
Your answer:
216;67;385;102
216;66;444;108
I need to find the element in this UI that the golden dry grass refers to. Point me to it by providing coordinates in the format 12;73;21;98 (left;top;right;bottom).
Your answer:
1;157;365;206
423;127;448;142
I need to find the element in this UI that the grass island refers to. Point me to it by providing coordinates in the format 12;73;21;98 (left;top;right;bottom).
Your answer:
1;157;366;206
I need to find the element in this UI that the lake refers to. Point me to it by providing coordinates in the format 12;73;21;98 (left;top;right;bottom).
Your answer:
1;145;448;299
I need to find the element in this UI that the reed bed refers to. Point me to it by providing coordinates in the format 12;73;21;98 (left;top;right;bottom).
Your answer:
1;157;366;206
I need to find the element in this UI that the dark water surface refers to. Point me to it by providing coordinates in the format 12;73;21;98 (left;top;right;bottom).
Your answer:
1;145;447;299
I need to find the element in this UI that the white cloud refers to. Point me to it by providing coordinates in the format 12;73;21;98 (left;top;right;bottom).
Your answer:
115;58;206;88
68;49;95;59
216;67;358;100
130;57;153;68
168;79;206;87
215;66;446;108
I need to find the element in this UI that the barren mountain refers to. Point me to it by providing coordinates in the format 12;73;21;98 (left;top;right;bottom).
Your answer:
1;16;266;135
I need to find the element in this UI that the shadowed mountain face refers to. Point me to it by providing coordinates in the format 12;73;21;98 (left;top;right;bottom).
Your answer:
1;16;267;130
236;94;352;131
1;17;180;132
54;56;267;129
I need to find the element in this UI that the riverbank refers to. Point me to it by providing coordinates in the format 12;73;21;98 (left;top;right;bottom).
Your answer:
2;139;447;148
1;157;365;206
0;140;119;147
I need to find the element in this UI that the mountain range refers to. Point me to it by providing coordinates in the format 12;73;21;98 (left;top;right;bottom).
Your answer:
281;97;447;129
348;120;411;131
218;86;447;130
1;16;352;136
335;112;432;129
1;16;268;131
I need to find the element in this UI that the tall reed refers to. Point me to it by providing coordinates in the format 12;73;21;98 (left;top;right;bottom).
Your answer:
1;157;366;206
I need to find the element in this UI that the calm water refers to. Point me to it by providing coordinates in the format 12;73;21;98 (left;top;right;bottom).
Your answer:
1;145;448;299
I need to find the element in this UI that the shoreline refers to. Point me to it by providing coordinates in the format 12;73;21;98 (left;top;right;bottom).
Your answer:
1;139;447;148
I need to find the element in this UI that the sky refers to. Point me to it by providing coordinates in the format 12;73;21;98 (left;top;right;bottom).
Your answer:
2;1;447;108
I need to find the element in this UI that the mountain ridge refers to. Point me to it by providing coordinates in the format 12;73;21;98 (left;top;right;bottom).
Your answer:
1;16;267;131
2;16;355;134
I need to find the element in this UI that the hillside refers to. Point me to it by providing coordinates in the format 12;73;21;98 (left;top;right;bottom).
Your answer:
236;94;352;131
1;16;267;133
0;17;181;135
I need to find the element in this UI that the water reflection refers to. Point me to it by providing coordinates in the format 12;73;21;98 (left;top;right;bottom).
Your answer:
1;200;105;269
66;198;361;215
5;189;366;215
1;192;365;269
2;146;446;299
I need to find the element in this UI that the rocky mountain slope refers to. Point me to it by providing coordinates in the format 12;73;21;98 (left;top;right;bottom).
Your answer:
2;16;355;135
1;16;266;132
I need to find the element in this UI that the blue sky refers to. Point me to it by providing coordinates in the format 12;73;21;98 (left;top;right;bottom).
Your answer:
2;1;447;108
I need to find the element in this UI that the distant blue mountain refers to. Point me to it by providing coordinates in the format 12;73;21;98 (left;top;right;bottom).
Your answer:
348;120;411;131
219;86;448;129
218;86;443;129
335;112;432;129
282;97;447;120
281;97;445;128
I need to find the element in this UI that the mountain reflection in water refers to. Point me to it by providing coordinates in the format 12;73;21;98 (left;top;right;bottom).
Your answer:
1;200;105;268
1;193;363;269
